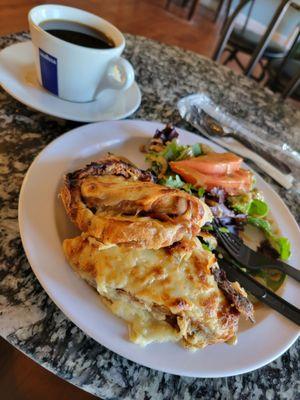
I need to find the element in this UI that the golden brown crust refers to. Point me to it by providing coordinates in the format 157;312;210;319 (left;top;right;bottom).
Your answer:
61;155;212;249
60;153;254;349
63;235;248;349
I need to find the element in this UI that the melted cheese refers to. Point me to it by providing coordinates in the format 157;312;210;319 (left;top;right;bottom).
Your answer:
103;298;181;345
63;235;239;349
81;175;167;206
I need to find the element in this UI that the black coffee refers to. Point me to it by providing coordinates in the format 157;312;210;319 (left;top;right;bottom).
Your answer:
39;20;115;49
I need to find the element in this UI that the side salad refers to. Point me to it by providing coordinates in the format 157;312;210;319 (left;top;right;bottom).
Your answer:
141;124;291;292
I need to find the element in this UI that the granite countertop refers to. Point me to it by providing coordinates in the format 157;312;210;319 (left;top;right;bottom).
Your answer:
0;32;299;399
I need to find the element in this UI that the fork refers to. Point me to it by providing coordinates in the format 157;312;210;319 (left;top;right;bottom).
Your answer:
199;110;292;175
212;219;300;282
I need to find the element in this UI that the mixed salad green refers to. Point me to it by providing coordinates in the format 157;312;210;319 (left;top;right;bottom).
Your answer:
142;125;291;292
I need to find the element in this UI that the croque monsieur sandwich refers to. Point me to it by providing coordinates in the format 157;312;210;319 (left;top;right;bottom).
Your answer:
61;155;254;350
61;155;212;249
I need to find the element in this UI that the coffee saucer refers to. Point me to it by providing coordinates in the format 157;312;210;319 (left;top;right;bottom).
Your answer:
0;41;141;122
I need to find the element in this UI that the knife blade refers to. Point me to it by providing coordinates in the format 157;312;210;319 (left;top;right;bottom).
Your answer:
218;258;300;326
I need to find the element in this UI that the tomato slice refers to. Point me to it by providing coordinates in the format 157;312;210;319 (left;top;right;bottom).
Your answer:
170;153;242;175
170;163;252;195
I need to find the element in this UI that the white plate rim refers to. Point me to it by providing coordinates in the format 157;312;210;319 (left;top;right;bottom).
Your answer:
0;41;141;122
18;119;300;378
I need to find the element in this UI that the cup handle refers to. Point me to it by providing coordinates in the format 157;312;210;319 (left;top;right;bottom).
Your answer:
104;57;135;91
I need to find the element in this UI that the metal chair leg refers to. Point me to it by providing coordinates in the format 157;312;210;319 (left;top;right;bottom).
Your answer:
222;49;236;65
256;59;267;82
267;28;300;87
282;70;300;98
214;0;226;22
245;0;292;77
220;0;233;33
234;54;246;70
165;0;172;10
213;0;251;61
188;0;200;20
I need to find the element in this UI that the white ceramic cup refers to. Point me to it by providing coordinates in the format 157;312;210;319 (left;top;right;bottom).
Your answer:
28;5;135;102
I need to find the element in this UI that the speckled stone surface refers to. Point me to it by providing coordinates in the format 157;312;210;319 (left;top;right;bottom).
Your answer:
0;32;299;400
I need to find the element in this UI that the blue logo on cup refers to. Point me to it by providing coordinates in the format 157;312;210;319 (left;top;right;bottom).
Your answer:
39;49;58;96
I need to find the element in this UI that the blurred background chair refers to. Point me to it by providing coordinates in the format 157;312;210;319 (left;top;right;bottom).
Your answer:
214;0;231;22
165;0;300;98
165;0;231;21
212;0;297;81
165;0;200;20
266;9;300;98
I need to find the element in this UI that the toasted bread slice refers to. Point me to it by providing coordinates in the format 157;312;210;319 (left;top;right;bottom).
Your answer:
63;234;253;349
61;155;212;248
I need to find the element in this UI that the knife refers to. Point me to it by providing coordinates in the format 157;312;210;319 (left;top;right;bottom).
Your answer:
182;107;294;190
233;243;300;283
218;258;300;326
212;219;300;283
200;111;292;175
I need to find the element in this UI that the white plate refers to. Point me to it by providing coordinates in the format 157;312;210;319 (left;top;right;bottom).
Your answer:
19;120;300;378
0;42;141;122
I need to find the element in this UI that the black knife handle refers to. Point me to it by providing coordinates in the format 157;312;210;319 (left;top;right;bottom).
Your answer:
244;246;300;283
219;259;300;326
268;260;300;283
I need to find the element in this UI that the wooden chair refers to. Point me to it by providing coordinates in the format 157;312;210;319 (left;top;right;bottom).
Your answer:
213;0;294;80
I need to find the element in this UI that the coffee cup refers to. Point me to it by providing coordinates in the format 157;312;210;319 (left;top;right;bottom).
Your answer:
28;5;135;102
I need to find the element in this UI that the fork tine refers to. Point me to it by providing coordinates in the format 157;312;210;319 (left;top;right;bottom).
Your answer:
212;219;241;256
220;233;239;254
223;233;241;251
213;220;243;245
214;220;242;243
212;221;234;250
213;219;222;228
228;232;243;245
